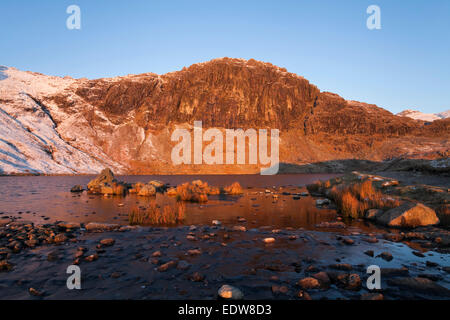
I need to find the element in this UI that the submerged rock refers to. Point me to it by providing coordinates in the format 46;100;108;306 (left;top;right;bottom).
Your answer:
376;202;439;228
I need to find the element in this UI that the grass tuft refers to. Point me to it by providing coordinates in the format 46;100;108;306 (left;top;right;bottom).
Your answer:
128;202;186;225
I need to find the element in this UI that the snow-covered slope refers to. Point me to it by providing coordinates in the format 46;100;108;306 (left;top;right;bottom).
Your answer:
397;109;450;122
436;110;450;119
0;66;126;174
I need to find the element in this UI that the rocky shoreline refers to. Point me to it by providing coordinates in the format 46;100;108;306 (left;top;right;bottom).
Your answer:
1;218;449;300
1;170;449;300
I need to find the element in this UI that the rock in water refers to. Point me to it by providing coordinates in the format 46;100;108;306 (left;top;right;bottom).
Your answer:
365;209;384;220
137;184;156;196
85;222;120;232
70;185;84;193
148;180;166;191
218;285;244;300
376;202;439;228
87;168;116;192
297;277;320;289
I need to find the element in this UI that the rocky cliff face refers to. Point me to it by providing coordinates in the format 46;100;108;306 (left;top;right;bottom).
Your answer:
0;58;448;174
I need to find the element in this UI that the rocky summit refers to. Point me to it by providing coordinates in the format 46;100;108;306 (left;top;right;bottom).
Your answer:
0;58;449;174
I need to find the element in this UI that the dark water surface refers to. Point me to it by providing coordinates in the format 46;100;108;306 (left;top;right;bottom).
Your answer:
0;174;382;231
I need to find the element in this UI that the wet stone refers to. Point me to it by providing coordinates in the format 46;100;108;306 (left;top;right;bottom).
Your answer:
297;277;320;290
378;252;393;261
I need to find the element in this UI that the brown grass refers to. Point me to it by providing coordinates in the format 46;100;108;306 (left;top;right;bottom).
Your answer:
128;202;186;225
112;183;125;196
223;182;243;195
175;182;209;203
340;191;361;219
330;179;400;219
306;180;323;194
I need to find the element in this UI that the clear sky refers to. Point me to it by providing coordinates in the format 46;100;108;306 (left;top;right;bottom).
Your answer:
1;0;449;114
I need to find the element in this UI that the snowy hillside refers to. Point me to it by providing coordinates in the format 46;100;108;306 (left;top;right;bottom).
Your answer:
397;109;450;122
0;66;126;174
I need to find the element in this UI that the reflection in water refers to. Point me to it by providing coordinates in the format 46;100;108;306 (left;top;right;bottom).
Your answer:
0;174;387;231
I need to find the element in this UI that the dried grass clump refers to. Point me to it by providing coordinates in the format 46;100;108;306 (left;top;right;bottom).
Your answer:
306;180;323;194
223;182;243;195
340;192;361;219
128;203;185;225
331;179;400;219
176;181;209;203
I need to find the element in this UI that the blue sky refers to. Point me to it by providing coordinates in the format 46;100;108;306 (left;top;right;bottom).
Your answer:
1;0;449;114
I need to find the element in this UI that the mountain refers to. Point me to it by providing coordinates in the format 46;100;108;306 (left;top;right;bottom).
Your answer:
397;109;450;122
0;58;449;175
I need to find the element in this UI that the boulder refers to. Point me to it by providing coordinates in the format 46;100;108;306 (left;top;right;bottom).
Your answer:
137;184;156;196
218;285;244;300
166;187;177;196
148;180;166;191
376;202;439;228
87;168;116;192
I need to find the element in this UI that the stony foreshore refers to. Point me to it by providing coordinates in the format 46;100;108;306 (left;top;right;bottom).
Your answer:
1;219;449;300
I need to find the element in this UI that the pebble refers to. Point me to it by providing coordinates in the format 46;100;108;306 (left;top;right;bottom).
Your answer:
346;274;362;290
152;251;162;257
158;260;177;272
263;237;275;244
342;238;354;245
85;254;98;262
100;238;115;247
297;290;312;300
187;249;202;256
29;287;43;297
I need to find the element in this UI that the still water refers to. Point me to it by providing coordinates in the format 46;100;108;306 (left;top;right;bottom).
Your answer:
0;174;379;229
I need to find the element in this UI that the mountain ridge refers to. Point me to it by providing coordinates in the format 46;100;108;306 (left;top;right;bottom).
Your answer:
0;58;449;174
